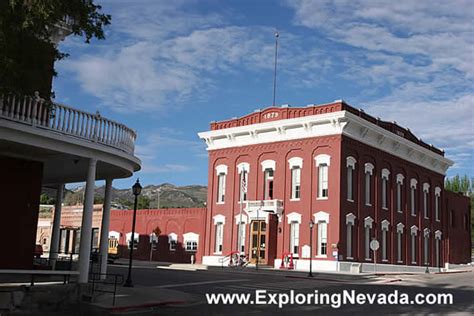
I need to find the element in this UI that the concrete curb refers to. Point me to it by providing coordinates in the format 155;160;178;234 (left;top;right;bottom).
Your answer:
100;300;186;313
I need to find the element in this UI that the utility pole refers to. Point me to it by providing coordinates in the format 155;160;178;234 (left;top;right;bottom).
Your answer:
157;187;161;209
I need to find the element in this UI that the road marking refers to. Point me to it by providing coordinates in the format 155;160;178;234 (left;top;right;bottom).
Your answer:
154;279;251;289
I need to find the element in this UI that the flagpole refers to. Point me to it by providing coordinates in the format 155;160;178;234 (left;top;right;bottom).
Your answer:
272;31;279;107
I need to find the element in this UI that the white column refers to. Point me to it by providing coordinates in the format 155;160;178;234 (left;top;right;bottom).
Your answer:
78;158;97;283
49;184;64;260
99;178;113;279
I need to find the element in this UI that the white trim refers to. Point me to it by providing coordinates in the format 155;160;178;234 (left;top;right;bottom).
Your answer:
287;212;302;224
435;186;441;196
346;213;356;225
215;164;228;175
109;231;120;239
213;214;226;225
261;159;276;171
364;163;374;175
126;232;139;241
364;216;374;228
314;211;330;223
423;228;430;237
435;230;442;239
346;156;356;168
396;173;405;184
423;182;430;192
381;168;390;179
168;233;177;244
183;232;199;242
381;219;390;230
396;223;405;233
288;157;303;169
198;109;452;175
410;225;418;236
315;154;331;166
410;178;418;188
237;162;250;174
235;214;248;224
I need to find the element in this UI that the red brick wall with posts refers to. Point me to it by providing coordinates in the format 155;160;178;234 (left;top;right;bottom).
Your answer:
109;208;206;263
0;156;43;269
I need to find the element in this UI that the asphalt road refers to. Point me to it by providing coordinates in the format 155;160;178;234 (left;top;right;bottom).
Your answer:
107;264;474;315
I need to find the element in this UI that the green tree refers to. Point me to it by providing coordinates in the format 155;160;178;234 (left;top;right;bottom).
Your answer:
137;196;150;209
39;193;54;204
0;0;111;97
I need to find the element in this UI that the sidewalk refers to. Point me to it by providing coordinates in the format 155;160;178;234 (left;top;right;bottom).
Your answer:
111;258;378;282
88;285;197;314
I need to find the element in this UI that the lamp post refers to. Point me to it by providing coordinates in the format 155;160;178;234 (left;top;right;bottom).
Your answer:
124;179;142;287
309;220;314;277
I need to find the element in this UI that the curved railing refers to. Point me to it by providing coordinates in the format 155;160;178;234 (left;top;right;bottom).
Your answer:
0;93;136;155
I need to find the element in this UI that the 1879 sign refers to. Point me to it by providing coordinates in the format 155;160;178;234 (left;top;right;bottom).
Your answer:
263;112;279;120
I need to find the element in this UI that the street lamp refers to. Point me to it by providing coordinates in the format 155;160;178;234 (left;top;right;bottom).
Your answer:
124;179;142;287
309;220;314;277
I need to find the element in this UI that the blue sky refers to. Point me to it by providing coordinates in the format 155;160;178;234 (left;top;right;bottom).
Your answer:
54;0;473;189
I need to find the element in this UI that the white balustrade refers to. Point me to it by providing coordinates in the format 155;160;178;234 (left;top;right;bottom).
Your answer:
0;93;136;155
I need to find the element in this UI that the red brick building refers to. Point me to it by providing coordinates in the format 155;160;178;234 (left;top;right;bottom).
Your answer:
197;100;471;272
109;208;206;263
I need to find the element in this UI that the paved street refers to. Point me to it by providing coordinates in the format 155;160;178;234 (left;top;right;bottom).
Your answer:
104;263;474;315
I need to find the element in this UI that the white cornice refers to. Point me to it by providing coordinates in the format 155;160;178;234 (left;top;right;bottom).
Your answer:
198;110;453;175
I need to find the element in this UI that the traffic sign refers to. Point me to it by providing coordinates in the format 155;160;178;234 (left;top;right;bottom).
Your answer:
370;239;380;251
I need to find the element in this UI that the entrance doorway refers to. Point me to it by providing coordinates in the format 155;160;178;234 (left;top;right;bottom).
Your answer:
250;220;266;264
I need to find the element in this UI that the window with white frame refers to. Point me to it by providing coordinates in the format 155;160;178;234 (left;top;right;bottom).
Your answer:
381;169;390;210
314;211;330;257
346;157;356;201
287;212;301;256
217;174;226;203
397;223;404;262
364;163;374;206
410;226;418;264
396;174;404;213
183;232;199;252
215;223;224;253
435;187;441;221
315;155;330;198
264;168;274;200
289;157;303;200
410;179;417;216
423;229;430;265
381;220;389;261
291;167;301;200
126;232;139;249
290;221;300;256
318;221;328;256
168;233;177;251
318;164;328;198
261;160;276;200
364;217;373;260
235;214;247;254
346;213;356;259
423;183;430;219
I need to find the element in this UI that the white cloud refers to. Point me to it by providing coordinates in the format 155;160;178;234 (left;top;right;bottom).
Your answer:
285;0;474;172
134;128;205;174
